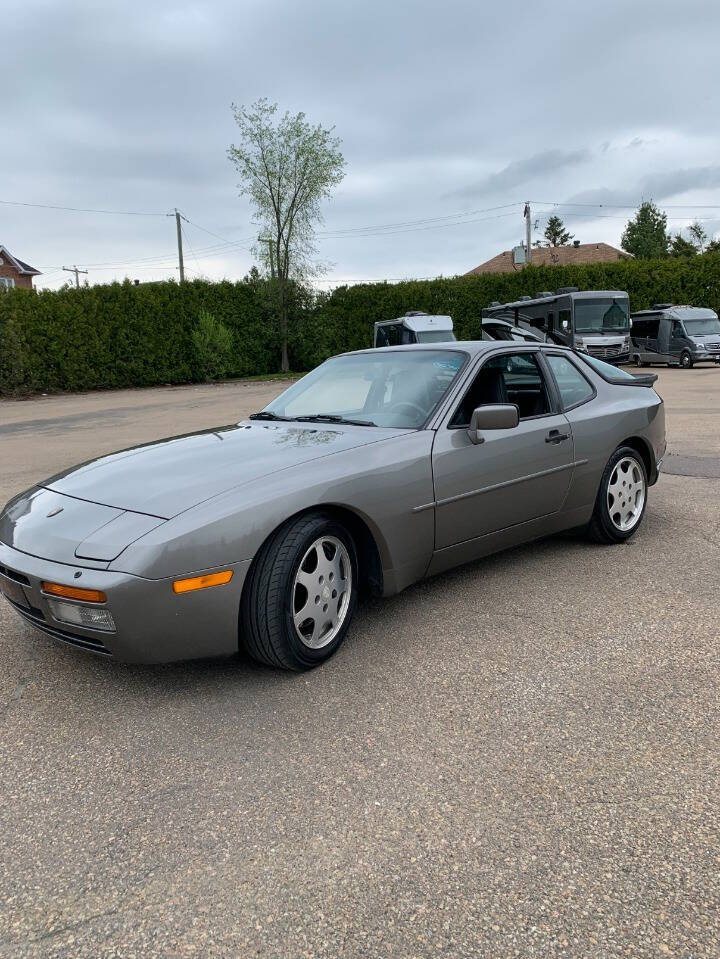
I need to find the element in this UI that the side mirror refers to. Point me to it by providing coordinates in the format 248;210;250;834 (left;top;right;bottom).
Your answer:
467;404;519;445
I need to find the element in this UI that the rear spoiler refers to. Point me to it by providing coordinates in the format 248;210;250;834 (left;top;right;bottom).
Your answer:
573;351;658;387
627;372;658;386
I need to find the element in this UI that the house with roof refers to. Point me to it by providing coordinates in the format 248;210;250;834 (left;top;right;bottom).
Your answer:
466;241;632;276
0;245;41;289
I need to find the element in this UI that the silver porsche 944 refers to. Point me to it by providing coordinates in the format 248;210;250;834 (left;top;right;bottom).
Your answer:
0;342;665;670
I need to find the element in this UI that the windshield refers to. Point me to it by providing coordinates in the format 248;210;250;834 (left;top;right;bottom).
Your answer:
683;317;720;335
261;350;467;429
415;330;456;343
574;298;630;334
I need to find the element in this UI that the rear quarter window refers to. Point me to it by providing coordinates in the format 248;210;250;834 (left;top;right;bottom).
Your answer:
546;355;595;408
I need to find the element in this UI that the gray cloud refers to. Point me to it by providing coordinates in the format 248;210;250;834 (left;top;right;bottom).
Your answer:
451;150;591;200
1;0;720;286
641;166;720;200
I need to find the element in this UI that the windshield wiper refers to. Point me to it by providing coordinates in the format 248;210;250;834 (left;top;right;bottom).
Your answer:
291;414;377;427
248;411;293;421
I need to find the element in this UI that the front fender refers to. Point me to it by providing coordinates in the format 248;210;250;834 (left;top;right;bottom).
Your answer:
114;431;436;594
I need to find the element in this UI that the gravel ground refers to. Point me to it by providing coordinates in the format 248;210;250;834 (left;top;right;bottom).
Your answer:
0;368;718;958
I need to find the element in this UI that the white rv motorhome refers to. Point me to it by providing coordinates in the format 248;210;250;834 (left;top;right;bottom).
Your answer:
373;312;455;347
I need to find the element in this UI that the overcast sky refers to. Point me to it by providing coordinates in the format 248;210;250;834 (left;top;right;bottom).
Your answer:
4;0;720;290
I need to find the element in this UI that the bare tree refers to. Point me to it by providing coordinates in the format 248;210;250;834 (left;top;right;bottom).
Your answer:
228;99;345;371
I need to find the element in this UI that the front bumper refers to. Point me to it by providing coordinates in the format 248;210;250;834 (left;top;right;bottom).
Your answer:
692;351;720;362
584;349;631;365
0;541;250;663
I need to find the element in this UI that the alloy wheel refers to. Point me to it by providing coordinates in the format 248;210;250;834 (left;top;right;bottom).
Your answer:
607;456;646;532
292;536;352;649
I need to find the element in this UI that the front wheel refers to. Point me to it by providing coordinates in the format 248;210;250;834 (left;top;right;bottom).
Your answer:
680;350;693;369
587;447;648;544
634;355;646;367
241;512;358;670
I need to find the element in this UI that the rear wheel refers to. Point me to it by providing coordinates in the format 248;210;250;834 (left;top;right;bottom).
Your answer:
634;355;646;367
680;350;693;369
241;512;358;670
587;447;648;544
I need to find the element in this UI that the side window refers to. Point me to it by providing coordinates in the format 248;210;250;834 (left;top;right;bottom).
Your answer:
375;326;389;347
546;355;595;409
672;321;684;338
451;353;551;427
558;309;571;332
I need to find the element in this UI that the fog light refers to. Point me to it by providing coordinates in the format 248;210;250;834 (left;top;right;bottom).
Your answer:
47;599;116;633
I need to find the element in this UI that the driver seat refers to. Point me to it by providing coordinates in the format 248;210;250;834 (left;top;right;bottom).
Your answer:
474;367;509;406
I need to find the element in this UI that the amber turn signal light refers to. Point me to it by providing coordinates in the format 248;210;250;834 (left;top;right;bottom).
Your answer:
42;582;107;603
172;570;233;594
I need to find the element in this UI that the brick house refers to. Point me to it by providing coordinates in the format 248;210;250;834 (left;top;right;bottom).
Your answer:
0;245;41;289
466;241;633;275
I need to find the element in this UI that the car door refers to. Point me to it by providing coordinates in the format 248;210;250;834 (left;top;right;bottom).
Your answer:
657;317;673;361
669;319;687;359
431;349;574;549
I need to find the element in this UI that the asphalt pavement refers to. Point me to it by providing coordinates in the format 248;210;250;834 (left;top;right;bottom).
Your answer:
1;368;718;958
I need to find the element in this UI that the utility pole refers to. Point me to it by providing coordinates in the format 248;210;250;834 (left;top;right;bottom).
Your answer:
524;202;532;265
62;265;88;289
175;208;185;282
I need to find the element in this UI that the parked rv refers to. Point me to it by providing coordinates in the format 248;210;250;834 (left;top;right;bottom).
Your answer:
373;312;455;347
482;288;632;364
630;305;720;368
373;312;546;348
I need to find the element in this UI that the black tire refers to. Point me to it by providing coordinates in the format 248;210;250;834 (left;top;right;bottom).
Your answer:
634;355;645;367
680;350;693;369
240;511;358;671
587;446;648;544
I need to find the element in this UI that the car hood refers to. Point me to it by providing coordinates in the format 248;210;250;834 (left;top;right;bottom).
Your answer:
40;420;402;519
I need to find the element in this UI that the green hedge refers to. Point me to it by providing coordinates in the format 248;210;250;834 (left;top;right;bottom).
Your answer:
0;278;300;394
295;253;720;368
3;254;720;395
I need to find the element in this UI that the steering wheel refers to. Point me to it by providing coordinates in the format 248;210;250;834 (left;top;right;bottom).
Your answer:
387;400;427;421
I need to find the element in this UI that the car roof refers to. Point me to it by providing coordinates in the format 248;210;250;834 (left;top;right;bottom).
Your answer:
631;305;718;320
486;290;628;310
345;341;573;358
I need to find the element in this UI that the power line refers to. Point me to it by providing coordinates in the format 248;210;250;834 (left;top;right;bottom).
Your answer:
317;210;522;239
178;213;256;248
532;199;720;210
0;198;170;216
181;222;203;277
317;202;523;236
532;207;720;223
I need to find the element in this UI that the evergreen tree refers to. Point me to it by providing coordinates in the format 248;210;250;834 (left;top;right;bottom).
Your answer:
669;233;698;257
621;202;670;259
543;215;574;247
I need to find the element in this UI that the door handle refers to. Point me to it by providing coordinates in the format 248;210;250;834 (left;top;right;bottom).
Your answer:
545;429;570;444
